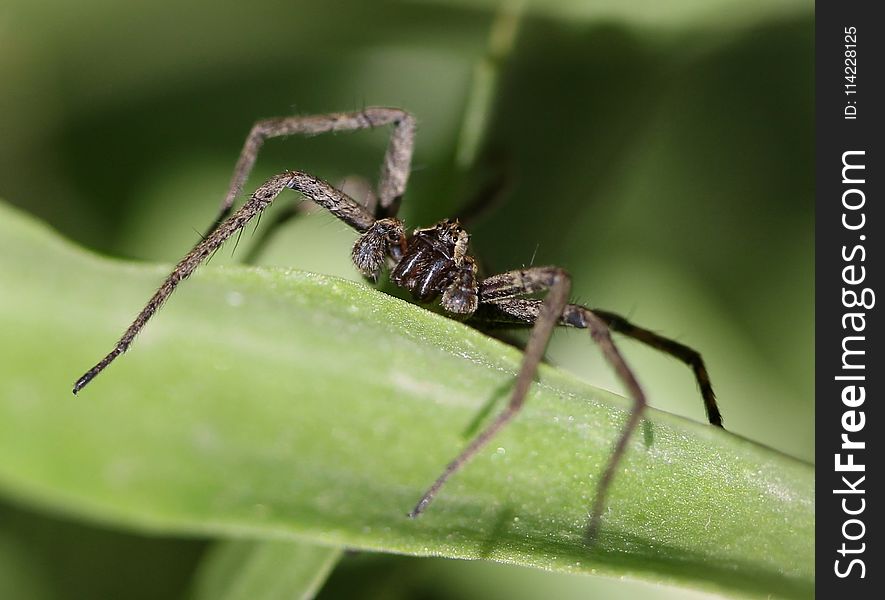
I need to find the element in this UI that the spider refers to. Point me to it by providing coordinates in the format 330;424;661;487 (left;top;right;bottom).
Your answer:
72;107;722;532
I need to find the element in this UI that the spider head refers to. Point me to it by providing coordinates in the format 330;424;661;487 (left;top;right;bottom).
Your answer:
429;218;464;241
421;219;470;266
351;217;406;282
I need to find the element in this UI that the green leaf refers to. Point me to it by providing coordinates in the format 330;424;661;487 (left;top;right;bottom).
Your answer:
190;540;342;600
0;200;813;599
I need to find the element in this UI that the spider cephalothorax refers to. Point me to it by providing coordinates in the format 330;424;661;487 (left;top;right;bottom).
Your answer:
351;217;479;315
73;107;722;535
389;219;479;315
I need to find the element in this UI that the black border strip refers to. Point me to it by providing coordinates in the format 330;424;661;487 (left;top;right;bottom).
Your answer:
816;1;882;595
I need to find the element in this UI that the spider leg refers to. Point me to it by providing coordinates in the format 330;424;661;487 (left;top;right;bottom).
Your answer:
445;279;651;535
205;107;415;237
591;309;721;427
73;171;375;394
240;201;302;265
409;266;574;517
242;175;378;265
472;299;721;427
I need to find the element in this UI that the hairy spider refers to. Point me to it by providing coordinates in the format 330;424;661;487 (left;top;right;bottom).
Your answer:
73;107;722;533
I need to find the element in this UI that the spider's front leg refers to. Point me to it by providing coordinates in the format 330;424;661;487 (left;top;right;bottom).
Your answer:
243;175;379;265
205;107;416;238
73;171;379;394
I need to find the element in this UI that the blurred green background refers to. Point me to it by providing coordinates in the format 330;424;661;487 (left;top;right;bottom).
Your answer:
0;0;812;598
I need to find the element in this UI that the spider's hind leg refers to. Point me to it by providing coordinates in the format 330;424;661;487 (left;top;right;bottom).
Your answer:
591;309;721;427
410;267;649;540
471;299;722;427
409;266;572;518
470;295;723;534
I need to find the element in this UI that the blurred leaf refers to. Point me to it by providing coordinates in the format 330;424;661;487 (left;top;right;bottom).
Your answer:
412;0;808;27
0;500;204;600
318;552;722;600
0;201;812;599
0;533;52;600
191;540;342;600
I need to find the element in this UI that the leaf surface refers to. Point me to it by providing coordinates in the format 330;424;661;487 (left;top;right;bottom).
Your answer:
0;201;813;598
